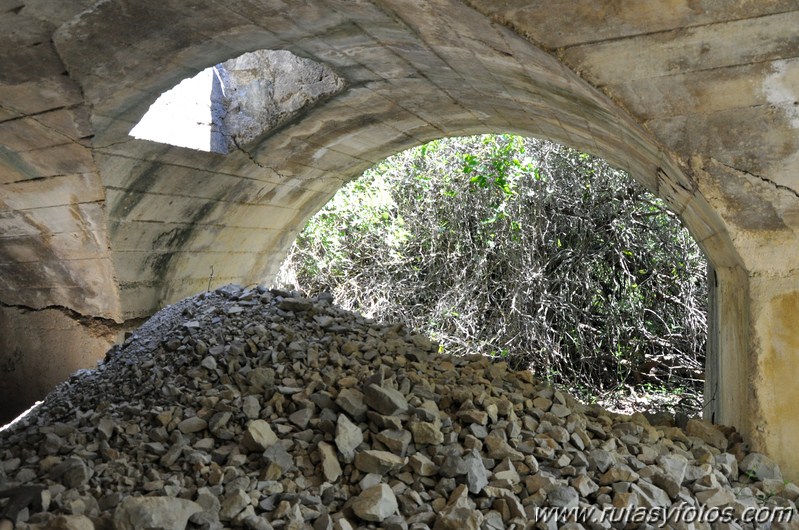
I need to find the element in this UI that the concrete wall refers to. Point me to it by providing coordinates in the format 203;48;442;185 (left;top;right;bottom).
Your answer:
0;306;119;424
2;0;799;477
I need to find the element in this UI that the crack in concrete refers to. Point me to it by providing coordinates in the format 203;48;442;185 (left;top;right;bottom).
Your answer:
28;115;93;151
94;137;135;150
553;8;799;52
717;160;799;201
0;104;80;125
2;173;69;186
0;300;124;329
371;0;495;128
231;137;290;180
460;0;556;53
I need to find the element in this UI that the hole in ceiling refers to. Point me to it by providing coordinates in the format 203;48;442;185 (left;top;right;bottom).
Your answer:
130;49;345;154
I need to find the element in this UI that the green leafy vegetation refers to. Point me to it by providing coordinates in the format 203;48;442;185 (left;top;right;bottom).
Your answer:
279;135;707;410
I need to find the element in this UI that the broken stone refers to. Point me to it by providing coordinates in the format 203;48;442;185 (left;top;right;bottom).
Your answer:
354;450;406;474
336;389;368;420
318;442;342;482
263;443;296;477
433;484;483;530
630;481;670;508
571;475;599;497
220;488;251;521
740;453;783;481
485;434;523;461
408;421;444;445
335;414;363;463
1;286;795;530
241;420;278;452
695;487;737;507
409;453;438;477
364;384;409;416
49;458;92;489
277;296;314;312
113;496;202;530
288;407;314;429
686;419;728;451
178;416;208;434
375;429;412;456
352;484;398;522
547;486;579;508
598;466;639;485
463;451;489;493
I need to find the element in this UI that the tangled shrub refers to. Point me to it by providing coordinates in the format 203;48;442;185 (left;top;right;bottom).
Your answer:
279;135;707;406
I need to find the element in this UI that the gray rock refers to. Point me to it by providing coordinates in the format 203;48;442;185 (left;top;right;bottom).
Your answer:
3;282;795;530
248;367;275;394
178;416;207;434
364;384;409;416
201;355;217;370
652;472;682;500
484;434;523;461
49;458;92;488
242;395;261;419
685;419;728;451
113;496;202;530
352;484;398;522
741;453;783;481
550;404;571;418
694;487;737;507
657;454;688;484
463;451;488;494
335;414;363;462
548;486;579;508
278;297;314;312
631;481;671;508
244;515;275;530
598;466;639;485
220;488;251;521
458;409;488;425
354;450;406;474
209;411;232;433
588;449;616;473
336;388;368;420
319;441;342;482
263;443;296;475
433;484;483;530
191;487;222;529
409;421;444;445
410;453;438;476
439;454;469;478
492;458;521;485
288;407;314;429
241;420;278;452
39;515;95;530
715;453;739;479
375;429;412;456
571;475;599;497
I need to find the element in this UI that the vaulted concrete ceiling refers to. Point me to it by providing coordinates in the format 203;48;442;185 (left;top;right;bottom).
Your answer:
1;0;799;476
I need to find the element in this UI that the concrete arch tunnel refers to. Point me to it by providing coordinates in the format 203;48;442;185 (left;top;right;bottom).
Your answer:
1;0;798;476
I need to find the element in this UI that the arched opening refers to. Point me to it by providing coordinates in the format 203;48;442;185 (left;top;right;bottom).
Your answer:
35;0;768;472
129;49;344;154
277;134;709;416
85;28;743;440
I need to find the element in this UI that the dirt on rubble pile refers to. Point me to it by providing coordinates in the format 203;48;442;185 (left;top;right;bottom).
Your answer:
0;285;797;530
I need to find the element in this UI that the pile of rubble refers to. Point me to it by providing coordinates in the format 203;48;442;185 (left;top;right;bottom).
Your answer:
1;285;797;530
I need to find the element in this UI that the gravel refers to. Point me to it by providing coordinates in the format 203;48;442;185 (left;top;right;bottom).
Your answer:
0;285;796;530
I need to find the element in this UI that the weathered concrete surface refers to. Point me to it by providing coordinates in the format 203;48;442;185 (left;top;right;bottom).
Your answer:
217;49;346;153
1;0;799;477
0;305;120;423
